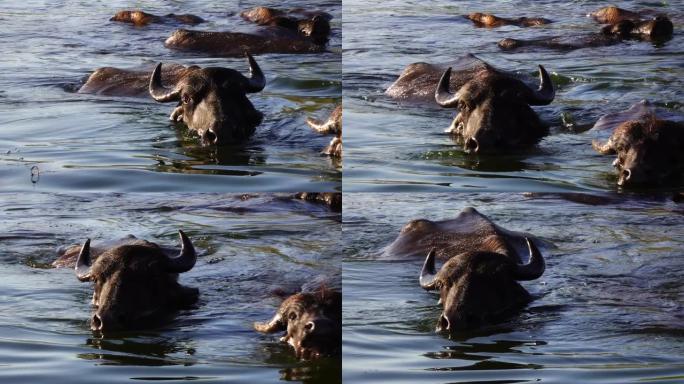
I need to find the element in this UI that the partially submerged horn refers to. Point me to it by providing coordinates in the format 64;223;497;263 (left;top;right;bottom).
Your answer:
242;53;265;93
166;230;197;273
149;63;181;102
514;238;546;280
526;65;555;106
75;239;93;282
419;248;439;290
254;313;285;333
435;67;461;108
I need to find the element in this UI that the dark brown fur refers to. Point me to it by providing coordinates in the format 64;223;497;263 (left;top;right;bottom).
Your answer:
164;29;326;56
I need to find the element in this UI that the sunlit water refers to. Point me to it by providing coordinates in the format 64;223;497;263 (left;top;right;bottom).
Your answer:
0;0;341;192
343;193;684;383
0;193;341;383
343;0;683;192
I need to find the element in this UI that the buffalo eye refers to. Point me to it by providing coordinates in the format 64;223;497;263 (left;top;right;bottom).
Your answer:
182;94;192;104
458;101;469;112
288;312;297;321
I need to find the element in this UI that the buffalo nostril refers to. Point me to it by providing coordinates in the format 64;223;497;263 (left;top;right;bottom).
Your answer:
622;169;632;181
465;138;479;153
304;321;315;333
203;130;218;144
438;314;450;331
92;314;103;330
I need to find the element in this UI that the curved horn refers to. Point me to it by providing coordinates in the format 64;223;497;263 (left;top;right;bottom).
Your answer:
166;230;197;273
243;53;265;93
419;248;440;290
526;65;555;106
149;63;181;102
75;239;93;282
435;67;461;108
254;313;285;333
514;238;546;280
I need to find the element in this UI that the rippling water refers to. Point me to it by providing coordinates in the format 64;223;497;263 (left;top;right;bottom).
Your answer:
343;193;684;383
343;0;683;192
0;0;341;192
0;193;341;383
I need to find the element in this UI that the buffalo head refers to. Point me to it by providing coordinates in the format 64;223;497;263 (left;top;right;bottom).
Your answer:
149;53;266;145
419;238;544;331
75;230;199;332
435;65;554;153
593;118;684;187
254;289;341;359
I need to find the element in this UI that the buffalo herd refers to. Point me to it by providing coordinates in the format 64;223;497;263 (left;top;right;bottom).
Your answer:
78;6;341;157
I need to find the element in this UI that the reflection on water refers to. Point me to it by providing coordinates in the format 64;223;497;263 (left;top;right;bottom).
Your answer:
343;0;683;192
0;193;341;383
0;0;341;192
343;193;684;383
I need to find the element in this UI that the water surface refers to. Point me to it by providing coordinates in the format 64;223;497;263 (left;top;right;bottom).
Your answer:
343;193;684;383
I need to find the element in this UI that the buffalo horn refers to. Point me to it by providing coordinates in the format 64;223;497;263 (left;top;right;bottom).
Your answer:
254;313;285;333
419;248;439;290
75;239;93;282
526;65;555;106
242;52;266;93
435;67;461;108
166;230;197;273
514;238;546;280
149;63;181;102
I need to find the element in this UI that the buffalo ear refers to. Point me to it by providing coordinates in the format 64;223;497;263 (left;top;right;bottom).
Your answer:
254;313;286;333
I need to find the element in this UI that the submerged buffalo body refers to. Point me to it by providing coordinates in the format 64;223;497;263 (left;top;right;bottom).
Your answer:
386;55;555;153
306;105;342;157
254;288;341;359
55;231;199;332
500;7;672;51
466;13;551;28
78;54;265;145
240;6;332;45
385;207;546;331
591;101;684;187
165;28;326;57
110;10;204;26
294;192;342;212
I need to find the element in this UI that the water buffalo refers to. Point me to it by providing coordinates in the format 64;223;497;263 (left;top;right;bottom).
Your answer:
588;6;645;24
386;54;555;153
164;22;328;57
78;54;265;145
466;13;551;28
385;207;546;331
306;105;342;157
56;231;199;332
591;102;684;187
240;6;332;45
254;288;341;359
110;10;204;26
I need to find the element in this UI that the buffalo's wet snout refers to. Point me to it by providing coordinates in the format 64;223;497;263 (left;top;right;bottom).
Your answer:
464;137;479;153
